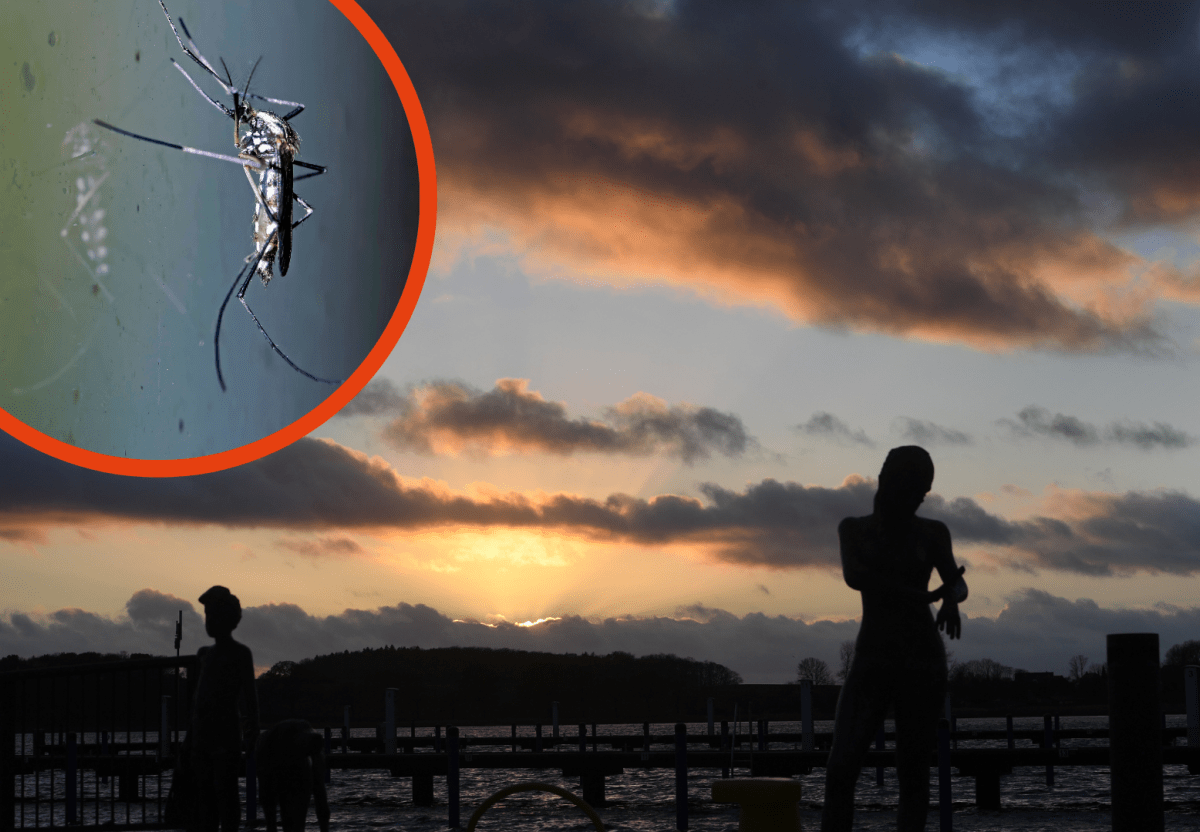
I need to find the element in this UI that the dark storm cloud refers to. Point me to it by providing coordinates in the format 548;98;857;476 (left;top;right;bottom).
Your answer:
798;413;874;447
336;378;406;417
342;378;751;463
1000;406;1194;449
894;417;973;446
7;589;1200;682
1;431;1197;575
360;0;1186;352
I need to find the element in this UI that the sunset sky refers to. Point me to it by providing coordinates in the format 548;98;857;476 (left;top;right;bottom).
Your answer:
3;0;1200;684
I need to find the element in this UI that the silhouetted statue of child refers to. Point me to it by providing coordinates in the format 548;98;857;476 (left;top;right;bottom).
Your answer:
821;446;966;832
192;586;259;832
256;719;330;832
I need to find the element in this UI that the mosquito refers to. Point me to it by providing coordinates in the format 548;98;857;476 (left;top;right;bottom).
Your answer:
94;0;337;391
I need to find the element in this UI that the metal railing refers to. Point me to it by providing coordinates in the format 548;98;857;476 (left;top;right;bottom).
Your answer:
1;655;197;830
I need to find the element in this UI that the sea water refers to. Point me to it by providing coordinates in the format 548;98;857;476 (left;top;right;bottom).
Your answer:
15;715;1200;830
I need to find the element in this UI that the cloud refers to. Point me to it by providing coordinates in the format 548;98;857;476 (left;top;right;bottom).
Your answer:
1;432;1198;576
6;589;1200;683
341;378;751;463
275;537;368;559
1000;406;1193;449
359;0;1193;353
798;412;874;447
894;417;973;446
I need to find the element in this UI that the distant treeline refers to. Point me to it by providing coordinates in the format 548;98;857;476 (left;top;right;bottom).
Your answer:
942;639;1200;713
255;646;746;726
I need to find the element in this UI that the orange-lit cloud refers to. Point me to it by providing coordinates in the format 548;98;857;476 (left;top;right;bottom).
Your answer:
338;378;752;462
365;0;1199;353
2;431;1198;576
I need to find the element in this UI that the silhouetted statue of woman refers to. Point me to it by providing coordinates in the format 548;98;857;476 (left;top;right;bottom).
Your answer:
821;446;966;832
193;586;259;832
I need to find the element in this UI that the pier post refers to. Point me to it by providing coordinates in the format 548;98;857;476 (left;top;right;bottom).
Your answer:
707;697;714;739
937;718;952;832
675;722;688;832
413;773;434;806
343;706;350;753
448;726;460;829
721;720;730;778
1186;667;1199;747
578;724;586;753
385;689;397;755
160;695;171;758
535;724;542;753
875;724;884;786
435;724;442;753
1043;714;1054;789
511;723;517;753
800;680;813;752
66;732;77;824
1006;715;1014;750
592;722;597;752
100;731;109;784
323;727;332;784
1108;632;1163;832
643;721;651;753
552;702;559;741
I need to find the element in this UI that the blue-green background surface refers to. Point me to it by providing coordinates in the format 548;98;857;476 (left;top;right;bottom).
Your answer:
0;1;419;459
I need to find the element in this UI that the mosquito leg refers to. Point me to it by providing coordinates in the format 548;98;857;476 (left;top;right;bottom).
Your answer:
291;194;315;230
214;251;260;391
174;15;223;81
292;159;327;182
168;59;234;119
92;120;264;170
158;1;235;96
242;164;281;225
234;234;341;387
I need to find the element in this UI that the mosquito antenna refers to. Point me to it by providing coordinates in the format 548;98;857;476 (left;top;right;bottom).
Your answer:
242;56;264;101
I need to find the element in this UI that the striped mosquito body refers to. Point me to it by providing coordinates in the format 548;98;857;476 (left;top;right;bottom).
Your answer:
93;0;333;391
239;109;300;285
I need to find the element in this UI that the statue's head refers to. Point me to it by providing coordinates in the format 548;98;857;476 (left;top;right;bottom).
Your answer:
874;446;934;520
199;585;242;637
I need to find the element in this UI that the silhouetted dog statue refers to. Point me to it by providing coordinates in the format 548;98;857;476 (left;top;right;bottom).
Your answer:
255;719;330;832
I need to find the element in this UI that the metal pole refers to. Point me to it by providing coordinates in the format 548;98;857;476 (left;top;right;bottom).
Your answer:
875;724;885;786
66;732;77;825
323;727;332;784
385;689;397;755
447;726;460;829
160;695;171;758
1043;714;1054;789
1108;633;1163;832
937;718;952;832
675;722;688;832
245;749;257;825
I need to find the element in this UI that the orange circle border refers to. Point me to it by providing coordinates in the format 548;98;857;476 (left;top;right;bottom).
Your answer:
0;0;436;478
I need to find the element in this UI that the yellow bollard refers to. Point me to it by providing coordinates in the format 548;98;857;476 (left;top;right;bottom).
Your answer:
711;777;803;832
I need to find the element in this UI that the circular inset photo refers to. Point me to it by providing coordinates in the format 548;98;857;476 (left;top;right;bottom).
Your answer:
0;0;434;475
